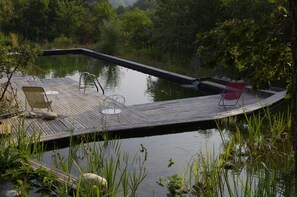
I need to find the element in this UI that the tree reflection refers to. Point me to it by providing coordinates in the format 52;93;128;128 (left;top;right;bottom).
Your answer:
146;77;203;102
97;64;121;89
36;55;122;89
36;55;208;103
37;55;89;78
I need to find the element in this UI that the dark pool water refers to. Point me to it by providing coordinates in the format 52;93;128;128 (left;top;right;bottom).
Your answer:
36;55;208;105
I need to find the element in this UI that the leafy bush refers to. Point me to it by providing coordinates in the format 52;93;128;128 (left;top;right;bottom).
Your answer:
0;32;12;46
52;35;74;48
96;19;123;55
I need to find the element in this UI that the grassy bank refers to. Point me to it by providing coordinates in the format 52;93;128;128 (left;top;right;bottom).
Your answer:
157;108;294;196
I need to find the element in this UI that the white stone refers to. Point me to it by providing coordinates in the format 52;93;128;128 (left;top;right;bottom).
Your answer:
5;190;19;197
82;173;107;188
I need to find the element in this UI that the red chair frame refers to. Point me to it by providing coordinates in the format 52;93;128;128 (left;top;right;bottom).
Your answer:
218;82;246;110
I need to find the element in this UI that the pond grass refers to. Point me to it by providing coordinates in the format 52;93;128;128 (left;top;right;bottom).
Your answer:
0;118;147;196
49;132;148;196
159;107;294;196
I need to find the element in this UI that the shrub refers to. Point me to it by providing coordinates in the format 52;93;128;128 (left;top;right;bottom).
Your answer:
96;19;123;55
52;35;74;48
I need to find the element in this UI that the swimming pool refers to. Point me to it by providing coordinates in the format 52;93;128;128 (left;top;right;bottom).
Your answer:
36;55;209;105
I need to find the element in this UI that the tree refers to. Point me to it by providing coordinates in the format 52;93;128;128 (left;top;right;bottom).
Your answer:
0;44;40;113
196;0;297;193
2;0;50;42
196;1;291;89
47;0;60;41
21;0;50;41
91;1;116;42
57;1;85;38
121;8;153;48
132;0;156;10
152;0;225;60
0;0;13;25
223;0;276;20
97;19;123;54
288;0;297;195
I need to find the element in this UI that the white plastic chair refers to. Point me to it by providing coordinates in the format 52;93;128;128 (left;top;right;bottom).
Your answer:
100;94;125;125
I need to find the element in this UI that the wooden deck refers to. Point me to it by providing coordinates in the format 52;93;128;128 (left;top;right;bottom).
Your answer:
1;77;286;146
29;159;78;190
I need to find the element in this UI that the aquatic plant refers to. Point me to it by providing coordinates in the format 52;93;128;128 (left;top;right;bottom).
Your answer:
159;108;294;196
51;134;148;196
0;118;147;196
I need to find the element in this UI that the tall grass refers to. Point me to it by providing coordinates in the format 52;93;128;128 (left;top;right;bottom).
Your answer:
0;118;147;196
0;118;61;196
0;118;44;158
159;108;294;196
50;133;147;196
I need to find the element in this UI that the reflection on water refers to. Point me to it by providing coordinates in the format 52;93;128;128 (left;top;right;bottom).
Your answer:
41;128;223;196
120;129;223;196
0;181;14;197
36;55;205;105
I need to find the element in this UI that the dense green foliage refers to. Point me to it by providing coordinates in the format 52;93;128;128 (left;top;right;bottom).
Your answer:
196;0;292;88
0;0;292;86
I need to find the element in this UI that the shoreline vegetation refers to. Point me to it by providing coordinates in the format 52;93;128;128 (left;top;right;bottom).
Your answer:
0;107;294;196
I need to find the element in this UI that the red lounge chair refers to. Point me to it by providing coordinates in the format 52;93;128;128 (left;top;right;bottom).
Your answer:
218;82;246;110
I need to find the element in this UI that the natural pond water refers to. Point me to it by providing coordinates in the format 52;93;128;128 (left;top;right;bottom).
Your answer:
41;128;224;196
36;55;208;105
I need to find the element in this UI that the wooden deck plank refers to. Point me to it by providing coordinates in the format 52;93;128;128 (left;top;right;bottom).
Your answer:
1;76;286;144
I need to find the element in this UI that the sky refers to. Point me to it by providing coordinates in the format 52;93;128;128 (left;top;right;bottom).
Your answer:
108;0;137;7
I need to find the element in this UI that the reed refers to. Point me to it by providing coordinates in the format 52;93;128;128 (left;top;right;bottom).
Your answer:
50;134;147;196
0;118;44;158
0;118;147;196
159;108;294;196
0;118;61;196
0;106;294;196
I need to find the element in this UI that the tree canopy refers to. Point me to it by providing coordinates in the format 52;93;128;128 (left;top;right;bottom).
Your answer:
121;8;153;48
0;0;293;89
196;0;291;89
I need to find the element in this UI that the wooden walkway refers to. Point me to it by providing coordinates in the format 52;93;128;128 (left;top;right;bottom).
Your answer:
1;77;286;146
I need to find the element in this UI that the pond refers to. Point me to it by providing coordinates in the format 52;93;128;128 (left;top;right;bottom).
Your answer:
36;55;208;105
32;55;293;196
41;128;223;196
